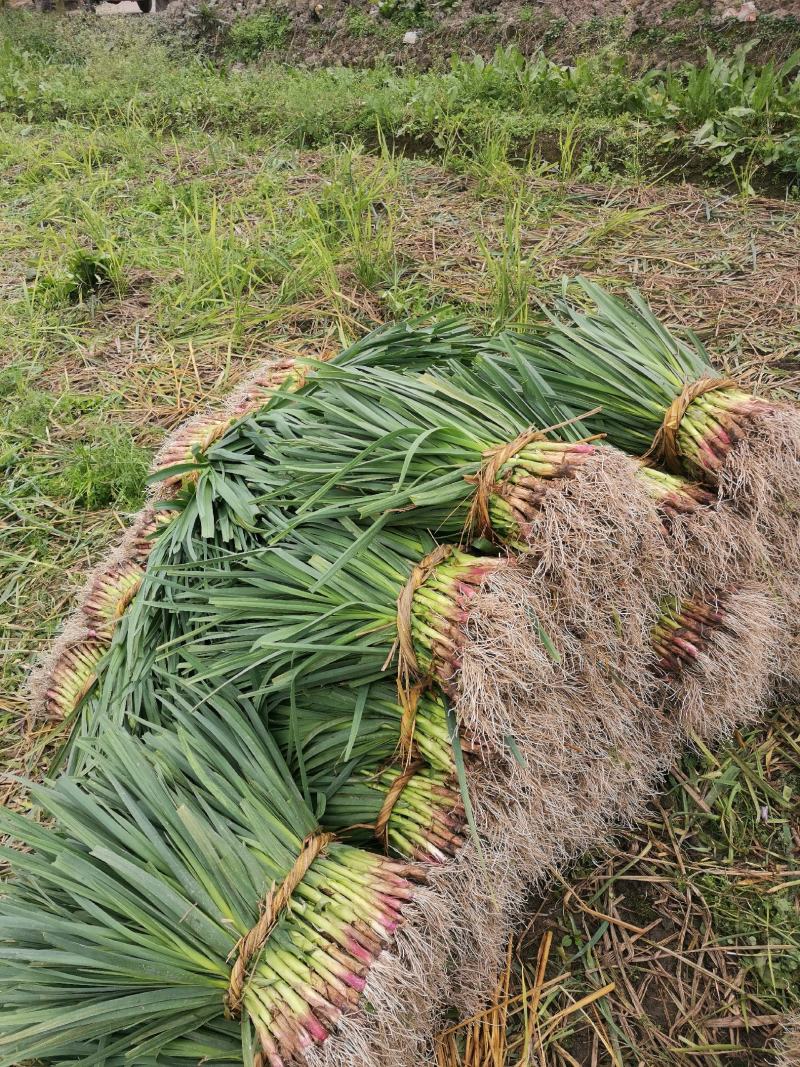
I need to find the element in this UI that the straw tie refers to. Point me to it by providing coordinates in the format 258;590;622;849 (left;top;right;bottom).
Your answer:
394;544;453;759
397;682;428;761
114;577;143;618
395;543;453;687
465;410;604;541
465;429;547;541
373;760;424;851
226;831;334;1018
646;377;736;474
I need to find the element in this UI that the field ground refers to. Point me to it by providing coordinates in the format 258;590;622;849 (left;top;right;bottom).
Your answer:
0;14;799;1065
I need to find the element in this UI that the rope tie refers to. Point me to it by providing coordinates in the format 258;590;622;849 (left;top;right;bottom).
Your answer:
392;544;454;772
287;364;309;394
226;831;334;1019
465;428;547;542
464;410;604;542
398;682;427;760
373;760;424;851
395;544;453;690
645;377;735;474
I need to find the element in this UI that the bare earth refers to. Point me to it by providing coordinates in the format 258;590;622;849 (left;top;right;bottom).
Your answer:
95;2;143;12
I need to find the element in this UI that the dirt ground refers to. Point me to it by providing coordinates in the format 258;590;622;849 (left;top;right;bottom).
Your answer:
96;2;141;12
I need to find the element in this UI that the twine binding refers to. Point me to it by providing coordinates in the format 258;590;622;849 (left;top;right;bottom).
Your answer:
395;544;453;689
645;377;736;474
226;831;334;1019
394;545;454;763
464;410;604;542
398;682;427;760
465;429;547;542
373;760;424;851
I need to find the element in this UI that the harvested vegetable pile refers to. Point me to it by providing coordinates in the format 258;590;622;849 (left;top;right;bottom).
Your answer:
6;284;797;1066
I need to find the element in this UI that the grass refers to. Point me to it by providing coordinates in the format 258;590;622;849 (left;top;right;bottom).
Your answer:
1;17;800;192
225;11;290;61
0;12;797;1062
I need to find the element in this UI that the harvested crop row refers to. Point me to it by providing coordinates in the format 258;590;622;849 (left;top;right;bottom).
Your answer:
8;285;795;1066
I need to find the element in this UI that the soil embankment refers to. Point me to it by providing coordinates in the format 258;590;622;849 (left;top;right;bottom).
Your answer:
163;0;800;69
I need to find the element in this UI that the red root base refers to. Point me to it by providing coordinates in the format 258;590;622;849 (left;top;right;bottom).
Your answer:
149;357;308;498
24;505;175;724
302;883;453;1067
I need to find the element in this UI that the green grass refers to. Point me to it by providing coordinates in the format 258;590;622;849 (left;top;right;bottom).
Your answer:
49;426;149;511
345;8;384;39
225;11;290;61
1;16;799;191
0;13;797;1060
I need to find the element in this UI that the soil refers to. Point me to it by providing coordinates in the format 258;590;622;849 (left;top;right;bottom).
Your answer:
163;0;800;69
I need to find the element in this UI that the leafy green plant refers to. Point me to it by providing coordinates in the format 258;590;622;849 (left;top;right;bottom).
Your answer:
0;695;435;1066
645;45;800;175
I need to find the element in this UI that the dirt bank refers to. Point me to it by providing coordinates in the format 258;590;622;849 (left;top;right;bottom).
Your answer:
164;0;800;69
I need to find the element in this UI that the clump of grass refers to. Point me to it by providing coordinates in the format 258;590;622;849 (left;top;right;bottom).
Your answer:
0;367;50;438
32;246;127;306
49;426;149;511
314;143;401;290
477;193;540;328
225;11;290;62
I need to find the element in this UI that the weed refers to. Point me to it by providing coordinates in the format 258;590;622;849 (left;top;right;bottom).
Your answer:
346;9;380;38
225;12;290;61
49;426;149;511
60;247;124;303
541;16;567;47
191;2;227;46
645;44;800;180
477;194;538;328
